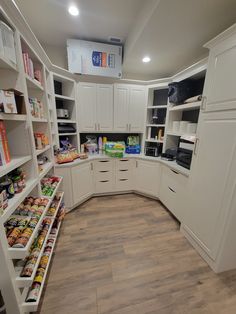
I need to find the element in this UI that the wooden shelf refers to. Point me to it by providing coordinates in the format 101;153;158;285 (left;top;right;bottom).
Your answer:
54;94;75;101
8;200;52;259
0;113;27;121
25;74;44;91
57;119;76;124
39;162;54;179
0;178;38;223
169;101;201;112
58;133;77;136
36;145;51;156
0;53;18;71
146;124;165;128
147;105;167;109
0;155;32;178
31;117;48;123
145;139;163;143
21;223;61;312
15;217;54;288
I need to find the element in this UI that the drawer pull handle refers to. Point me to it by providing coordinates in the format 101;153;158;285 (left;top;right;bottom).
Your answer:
120;169;128;172
99;170;109;173
99;160;109;163
119;179;128;181
120;159;128;162
100;180;109;183
168;186;176;193
171;169;179;174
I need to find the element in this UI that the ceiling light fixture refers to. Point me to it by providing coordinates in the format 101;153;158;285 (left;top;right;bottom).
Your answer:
142;56;151;63
68;5;79;16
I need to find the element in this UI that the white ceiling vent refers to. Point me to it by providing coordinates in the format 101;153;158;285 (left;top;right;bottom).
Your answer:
108;36;122;44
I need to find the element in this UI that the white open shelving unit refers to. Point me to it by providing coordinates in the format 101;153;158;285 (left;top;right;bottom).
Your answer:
0;7;64;314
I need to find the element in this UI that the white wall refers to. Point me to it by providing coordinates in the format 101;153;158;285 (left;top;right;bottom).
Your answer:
42;44;68;69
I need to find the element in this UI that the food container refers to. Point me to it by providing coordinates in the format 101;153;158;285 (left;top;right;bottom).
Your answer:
187;123;197;134
172;121;180;133
179;121;189;134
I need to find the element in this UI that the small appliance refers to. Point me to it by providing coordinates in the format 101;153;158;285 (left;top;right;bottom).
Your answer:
57;109;69;119
58;123;76;133
176;135;196;169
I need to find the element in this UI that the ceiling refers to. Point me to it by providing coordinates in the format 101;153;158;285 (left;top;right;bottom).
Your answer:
14;0;236;80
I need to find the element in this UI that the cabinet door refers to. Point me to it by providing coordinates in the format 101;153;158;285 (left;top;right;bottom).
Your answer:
71;162;93;205
183;110;236;260
135;160;160;197
129;86;146;132
78;83;96;131
114;84;129;132
96;84;113;131
204;36;236;112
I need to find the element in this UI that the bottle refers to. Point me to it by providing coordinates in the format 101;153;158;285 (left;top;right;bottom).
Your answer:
98;137;103;154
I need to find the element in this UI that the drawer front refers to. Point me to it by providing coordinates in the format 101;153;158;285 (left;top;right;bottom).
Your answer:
162;166;187;194
160;179;177;214
95;171;113;182
116;178;132;191
117;169;130;180
95;179;114;193
94;159;113;172
116;159;132;170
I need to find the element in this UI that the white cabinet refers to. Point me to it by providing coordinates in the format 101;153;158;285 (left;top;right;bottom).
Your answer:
114;84;146;132
78;82;96;132
159;165;188;221
96;84;113;131
71;162;93;204
79;83;113;132
135;159;160;197
183;110;236;261
114;84;129;132
203;32;236;112
115;158;134;191
129;86;146;132
93;159;114;193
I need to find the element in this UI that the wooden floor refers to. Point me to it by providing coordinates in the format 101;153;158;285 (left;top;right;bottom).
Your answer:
37;194;236;314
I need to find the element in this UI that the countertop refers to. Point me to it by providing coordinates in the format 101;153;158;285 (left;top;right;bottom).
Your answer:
55;154;190;177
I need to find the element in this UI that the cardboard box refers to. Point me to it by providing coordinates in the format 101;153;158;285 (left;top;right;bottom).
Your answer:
0;21;16;65
0;89;25;114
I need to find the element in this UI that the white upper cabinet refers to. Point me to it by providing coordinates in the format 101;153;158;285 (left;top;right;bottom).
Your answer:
203;31;236;112
96;84;113;131
114;84;129;132
79;83;113;132
114;84;146;133
78;82;97;131
129;86;146;132
183;110;236;260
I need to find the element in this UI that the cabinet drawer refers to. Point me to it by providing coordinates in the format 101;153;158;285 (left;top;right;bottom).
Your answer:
162;166;187;194
117;169;130;180
116;159;132;170
94;159;113;171
95;171;113;182
116;178;132;191
95;179;114;193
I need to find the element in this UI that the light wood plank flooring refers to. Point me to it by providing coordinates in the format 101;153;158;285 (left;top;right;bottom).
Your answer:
37;194;236;314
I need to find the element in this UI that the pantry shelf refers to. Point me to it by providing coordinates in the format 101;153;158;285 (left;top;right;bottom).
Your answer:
0;53;18;71
166;131;196;137
146;124;165;128
58;133;77;136
25;74;44;91
15;217;54;288
0;155;32;178
145;139;163;143
36;145;51;156
147;105;167;109
54;94;75;102
41;176;63;200
0;178;39;223
169;101;201;112
48;191;64;220
57;119;76;124
21;229;60;313
39;162;54;179
8;199;52;259
31;117;48;123
0;113;27;121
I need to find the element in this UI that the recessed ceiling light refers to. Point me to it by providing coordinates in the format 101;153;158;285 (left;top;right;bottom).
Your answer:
68;5;79;16
142;56;151;63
